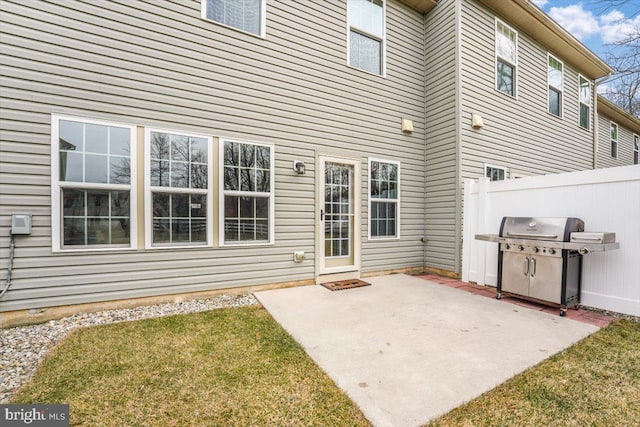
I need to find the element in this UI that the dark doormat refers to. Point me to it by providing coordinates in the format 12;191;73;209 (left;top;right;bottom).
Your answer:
320;279;372;291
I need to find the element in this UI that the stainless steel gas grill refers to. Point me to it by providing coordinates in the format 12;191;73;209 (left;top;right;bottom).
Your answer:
476;217;619;316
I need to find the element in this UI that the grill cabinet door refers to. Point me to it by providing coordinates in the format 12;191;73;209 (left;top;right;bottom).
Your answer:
528;255;562;303
501;252;530;297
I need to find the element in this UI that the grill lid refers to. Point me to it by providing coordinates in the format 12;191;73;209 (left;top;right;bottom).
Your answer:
499;217;584;242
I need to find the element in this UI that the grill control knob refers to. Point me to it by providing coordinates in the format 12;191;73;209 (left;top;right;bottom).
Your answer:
533;247;540;253
518;245;525;251
504;244;511;250
548;248;556;255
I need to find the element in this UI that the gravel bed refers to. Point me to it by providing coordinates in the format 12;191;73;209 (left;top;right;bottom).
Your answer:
0;294;258;403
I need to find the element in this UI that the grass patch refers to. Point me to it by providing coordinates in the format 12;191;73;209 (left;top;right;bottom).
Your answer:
12;306;369;426
428;319;640;427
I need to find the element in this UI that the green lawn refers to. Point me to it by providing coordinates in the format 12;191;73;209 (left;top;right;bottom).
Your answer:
13;306;639;427
12;306;369;426
428;319;640;426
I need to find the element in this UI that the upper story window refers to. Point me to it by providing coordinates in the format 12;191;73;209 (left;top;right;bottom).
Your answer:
348;0;385;75
610;122;618;159
634;134;639;165
548;54;563;117
578;75;591;129
202;0;265;37
369;159;399;239
145;129;213;248
52;115;137;251
495;19;517;97
221;139;274;245
485;164;507;181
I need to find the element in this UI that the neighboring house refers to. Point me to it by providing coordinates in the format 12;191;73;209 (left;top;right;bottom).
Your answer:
0;0;633;318
424;0;612;274
596;95;640;168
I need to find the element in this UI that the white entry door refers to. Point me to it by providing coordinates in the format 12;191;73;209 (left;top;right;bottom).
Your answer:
318;156;360;275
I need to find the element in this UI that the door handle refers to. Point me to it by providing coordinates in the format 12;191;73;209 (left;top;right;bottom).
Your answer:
320;209;324;221
523;255;530;276
530;257;536;278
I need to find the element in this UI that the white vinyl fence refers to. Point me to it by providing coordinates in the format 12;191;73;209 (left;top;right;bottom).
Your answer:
462;165;640;316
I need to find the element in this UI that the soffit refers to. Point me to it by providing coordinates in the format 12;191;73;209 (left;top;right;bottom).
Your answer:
399;0;437;14
598;96;640;134
476;0;613;80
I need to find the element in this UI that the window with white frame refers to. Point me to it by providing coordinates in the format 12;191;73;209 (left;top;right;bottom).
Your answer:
146;130;212;247
610;122;618;158
53;116;136;250
485;164;507;181
548;54;563;117
578;75;591;129
348;0;385;75
495;19;517;97
634;134;639;165
369;159;399;239
221;140;274;244
201;0;265;36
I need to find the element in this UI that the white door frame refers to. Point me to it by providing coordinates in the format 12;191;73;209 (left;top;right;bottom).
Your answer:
316;155;361;279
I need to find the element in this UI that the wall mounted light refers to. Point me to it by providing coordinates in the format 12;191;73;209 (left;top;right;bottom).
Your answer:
471;113;484;129
401;118;414;133
293;160;306;175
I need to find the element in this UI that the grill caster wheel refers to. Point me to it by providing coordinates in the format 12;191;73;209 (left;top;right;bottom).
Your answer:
559;308;567;317
496;292;502;300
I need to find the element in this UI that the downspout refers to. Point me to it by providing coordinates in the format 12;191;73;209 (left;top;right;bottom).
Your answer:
593;73;613;169
422;10;428;271
454;0;463;276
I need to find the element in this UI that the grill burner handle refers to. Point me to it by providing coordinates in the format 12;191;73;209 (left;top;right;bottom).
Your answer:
506;232;558;239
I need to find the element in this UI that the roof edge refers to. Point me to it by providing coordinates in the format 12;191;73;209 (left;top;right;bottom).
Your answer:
400;0;437;14
597;95;640;135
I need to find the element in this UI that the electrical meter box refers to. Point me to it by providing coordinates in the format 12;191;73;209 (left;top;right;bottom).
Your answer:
11;213;32;235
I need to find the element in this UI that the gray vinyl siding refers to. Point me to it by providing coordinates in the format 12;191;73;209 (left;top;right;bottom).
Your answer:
424;0;458;272
596;114;637;168
0;0;427;312
459;0;596;180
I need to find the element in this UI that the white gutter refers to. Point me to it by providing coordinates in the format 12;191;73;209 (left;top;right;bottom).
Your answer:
593;73;613;169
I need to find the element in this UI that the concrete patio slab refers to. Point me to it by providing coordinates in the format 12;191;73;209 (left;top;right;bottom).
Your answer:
255;274;599;427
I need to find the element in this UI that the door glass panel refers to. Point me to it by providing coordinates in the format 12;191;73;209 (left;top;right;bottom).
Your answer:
324;163;353;259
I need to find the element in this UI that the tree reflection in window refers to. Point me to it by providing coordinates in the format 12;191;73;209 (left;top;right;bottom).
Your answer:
149;130;210;245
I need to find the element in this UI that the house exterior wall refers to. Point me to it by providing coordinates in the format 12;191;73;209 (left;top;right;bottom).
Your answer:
459;0;597;181
597;113;638;168
424;0;458;272
0;0;427;312
423;0;603;275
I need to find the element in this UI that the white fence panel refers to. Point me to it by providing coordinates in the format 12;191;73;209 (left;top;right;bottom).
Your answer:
462;165;640;316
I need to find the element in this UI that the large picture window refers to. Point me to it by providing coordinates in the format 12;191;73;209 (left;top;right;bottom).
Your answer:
145;129;212;247
348;0;385;75
369;159;399;239
495;19;517;97
52;115;136;250
548;54;563;117
221;139;274;245
578;75;591;129
201;0;265;37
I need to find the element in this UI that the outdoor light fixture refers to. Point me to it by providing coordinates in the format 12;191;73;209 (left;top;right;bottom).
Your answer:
401;118;414;133
293;160;306;175
471;113;484;129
